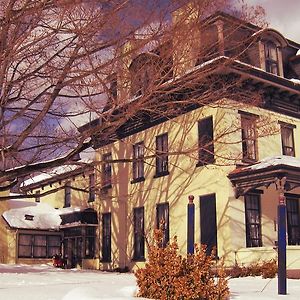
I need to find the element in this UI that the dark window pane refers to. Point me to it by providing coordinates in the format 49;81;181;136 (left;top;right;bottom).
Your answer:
264;41;279;75
156;203;169;247
133;207;145;260
286;198;300;245
102;153;112;187
281;126;295;157
245;194;262;247
198;116;214;165
18;234;32;258
102;213;111;262
89;173;96;202
133;142;144;180
35;190;40;203
200;194;218;256
33;235;47;258
241;115;257;161
64;182;71;207
155;134;168;176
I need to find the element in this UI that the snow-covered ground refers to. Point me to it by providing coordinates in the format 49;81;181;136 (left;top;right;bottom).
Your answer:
0;264;299;299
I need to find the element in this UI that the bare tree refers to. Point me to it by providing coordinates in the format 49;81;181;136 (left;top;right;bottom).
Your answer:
0;0;268;191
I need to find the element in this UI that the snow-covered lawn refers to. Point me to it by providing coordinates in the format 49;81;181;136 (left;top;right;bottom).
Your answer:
0;264;299;299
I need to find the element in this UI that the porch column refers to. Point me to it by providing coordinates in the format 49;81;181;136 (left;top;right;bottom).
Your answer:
187;195;195;254
276;177;287;295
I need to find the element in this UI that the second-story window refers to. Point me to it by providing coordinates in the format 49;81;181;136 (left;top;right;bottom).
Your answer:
88;173;95;202
155;133;168;177
132;142;144;182
264;41;279;75
64;182;71;208
280;123;295;157
198;116;214;166
102;153;112;188
241;113;258;162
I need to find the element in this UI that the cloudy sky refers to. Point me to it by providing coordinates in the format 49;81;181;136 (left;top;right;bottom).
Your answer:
245;0;300;43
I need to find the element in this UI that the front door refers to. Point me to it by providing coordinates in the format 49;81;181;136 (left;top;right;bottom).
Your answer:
200;194;218;256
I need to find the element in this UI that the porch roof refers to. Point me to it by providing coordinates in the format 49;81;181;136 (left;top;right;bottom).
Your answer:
2;200;61;230
228;156;300;198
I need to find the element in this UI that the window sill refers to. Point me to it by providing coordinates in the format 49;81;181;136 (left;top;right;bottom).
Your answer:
196;160;215;168
131;177;145;184
154;171;169;178
101;184;112;191
100;259;112;263
241;158;257;165
132;257;146;262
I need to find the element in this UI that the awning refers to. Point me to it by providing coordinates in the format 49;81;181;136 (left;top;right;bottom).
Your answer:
228;156;300;198
60;208;98;227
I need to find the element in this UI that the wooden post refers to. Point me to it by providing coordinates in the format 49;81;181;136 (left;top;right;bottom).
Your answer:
187;195;195;254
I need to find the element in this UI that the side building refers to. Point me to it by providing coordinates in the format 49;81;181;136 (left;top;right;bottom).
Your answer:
1;163;99;269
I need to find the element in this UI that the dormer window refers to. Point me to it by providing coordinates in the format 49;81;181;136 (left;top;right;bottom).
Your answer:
25;214;34;221
130;53;160;97
264;41;279;75
129;43;173;97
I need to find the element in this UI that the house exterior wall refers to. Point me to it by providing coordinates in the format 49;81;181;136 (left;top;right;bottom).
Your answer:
94;97;300;271
27;172;92;209
0;190;9;263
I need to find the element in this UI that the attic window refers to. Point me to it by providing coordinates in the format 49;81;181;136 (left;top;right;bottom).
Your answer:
264;41;279;75
25;214;34;221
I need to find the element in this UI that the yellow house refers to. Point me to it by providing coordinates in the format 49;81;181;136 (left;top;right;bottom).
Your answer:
2;10;300;276
85;11;300;273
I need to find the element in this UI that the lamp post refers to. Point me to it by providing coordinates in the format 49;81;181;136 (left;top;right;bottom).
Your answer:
275;177;287;295
187;195;195;254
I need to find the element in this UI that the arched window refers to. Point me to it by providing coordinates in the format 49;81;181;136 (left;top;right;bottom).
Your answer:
259;29;288;76
129;43;173;97
129;53;161;97
264;41;279;75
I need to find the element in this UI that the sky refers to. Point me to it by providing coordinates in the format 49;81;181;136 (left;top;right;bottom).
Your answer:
244;0;300;43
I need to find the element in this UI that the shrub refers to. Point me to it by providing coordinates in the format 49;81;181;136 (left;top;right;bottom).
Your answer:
227;259;277;279
135;229;229;299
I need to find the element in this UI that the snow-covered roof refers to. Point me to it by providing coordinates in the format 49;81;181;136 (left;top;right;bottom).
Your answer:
230;156;300;176
57;206;85;215
22;158;93;187
290;78;300;85
247;155;300;171
2;199;61;230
